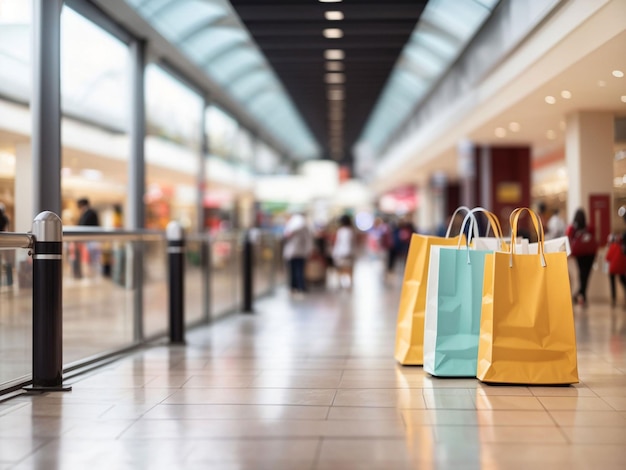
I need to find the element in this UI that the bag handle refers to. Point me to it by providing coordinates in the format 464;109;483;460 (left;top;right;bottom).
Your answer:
509;207;547;267
445;206;472;238
458;208;504;263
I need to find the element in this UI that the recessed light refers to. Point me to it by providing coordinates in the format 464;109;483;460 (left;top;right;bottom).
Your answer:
326;61;344;72
495;127;506;138
325;11;344;20
598;80;606;87
508;122;521;132
325;73;345;84
323;28;343;39
621;96;626;103
319;0;342;3
324;49;344;60
612;70;624;78
327;89;345;100
560;90;572;99
546;130;556;140
544;95;556;104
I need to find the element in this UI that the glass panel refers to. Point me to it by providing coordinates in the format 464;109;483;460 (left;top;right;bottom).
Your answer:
211;232;240;318
184;238;206;326
63;239;137;362
143;238;169;338
0;247;31;386
150;0;226;43
0;0;31;102
145;64;203;232
206;105;238;160
61;7;130;128
60;7;131;234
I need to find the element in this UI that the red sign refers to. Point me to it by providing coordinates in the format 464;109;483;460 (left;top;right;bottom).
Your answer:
589;194;610;247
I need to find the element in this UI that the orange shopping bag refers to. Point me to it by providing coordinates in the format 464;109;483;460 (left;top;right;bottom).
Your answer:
476;208;579;384
394;207;468;365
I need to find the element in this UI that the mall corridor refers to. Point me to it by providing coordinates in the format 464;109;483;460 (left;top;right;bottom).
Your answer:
0;257;625;469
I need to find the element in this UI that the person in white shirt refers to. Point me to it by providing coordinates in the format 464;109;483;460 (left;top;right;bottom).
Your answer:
332;214;356;289
546;208;566;240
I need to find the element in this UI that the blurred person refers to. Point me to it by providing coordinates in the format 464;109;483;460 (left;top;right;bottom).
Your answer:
389;216;417;274
0;203;13;286
332;214;356;289
73;197;100;278
605;233;626;308
283;213;313;296
567;208;597;307
546;207;566;240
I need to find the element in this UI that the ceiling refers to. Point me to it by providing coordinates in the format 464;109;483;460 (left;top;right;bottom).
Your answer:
229;0;428;166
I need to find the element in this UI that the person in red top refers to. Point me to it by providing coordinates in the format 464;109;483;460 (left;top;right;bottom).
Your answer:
605;233;626;308
566;208;598;307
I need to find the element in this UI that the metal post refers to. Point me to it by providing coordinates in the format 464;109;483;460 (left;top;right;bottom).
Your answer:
242;229;254;313
167;221;185;344
26;212;70;392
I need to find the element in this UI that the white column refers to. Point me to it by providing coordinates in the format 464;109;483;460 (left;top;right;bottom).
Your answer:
14;143;33;232
565;111;614;221
417;184;434;234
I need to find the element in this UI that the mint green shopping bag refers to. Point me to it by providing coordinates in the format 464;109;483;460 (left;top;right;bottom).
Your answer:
423;209;502;377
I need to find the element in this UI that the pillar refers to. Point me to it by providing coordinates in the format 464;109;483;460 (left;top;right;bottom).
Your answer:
565;111;614;229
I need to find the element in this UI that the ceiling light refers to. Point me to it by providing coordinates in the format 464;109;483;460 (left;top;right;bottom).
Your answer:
546;130;556;140
326;61;344;72
327;89;344;100
325;11;344;21
323;28;343;39
319;0;342;3
598;80;606;87
495;127;506;138
621;96;626;103
325;73;345;84
544;95;556;104
560;90;572;99
612;70;624;78
324;49;344;60
508;122;521;132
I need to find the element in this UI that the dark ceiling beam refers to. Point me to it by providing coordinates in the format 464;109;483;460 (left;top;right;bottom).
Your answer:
233;4;427;21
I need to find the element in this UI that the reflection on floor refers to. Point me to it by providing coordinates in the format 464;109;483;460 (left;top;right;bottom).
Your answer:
1;257;625;469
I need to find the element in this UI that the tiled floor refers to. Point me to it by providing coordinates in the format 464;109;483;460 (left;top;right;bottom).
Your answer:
1;257;626;469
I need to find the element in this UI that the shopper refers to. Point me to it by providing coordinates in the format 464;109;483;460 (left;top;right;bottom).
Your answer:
73;198;100;278
605;233;626;308
566;208;598;307
332;214;356;289
283;213;313;296
546;207;566;239
0;203;12;286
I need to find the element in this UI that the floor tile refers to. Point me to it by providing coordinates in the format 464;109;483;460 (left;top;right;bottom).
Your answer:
537;396;615;411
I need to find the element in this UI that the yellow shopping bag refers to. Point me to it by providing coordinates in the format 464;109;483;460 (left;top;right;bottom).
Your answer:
476;208;579;384
394;207;468;365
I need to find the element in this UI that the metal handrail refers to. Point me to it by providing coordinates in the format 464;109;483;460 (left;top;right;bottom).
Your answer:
0;232;35;250
62;227;164;243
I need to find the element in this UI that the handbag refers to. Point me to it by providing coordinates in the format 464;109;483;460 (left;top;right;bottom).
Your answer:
476;208;579;385
570;229;598;256
423;208;503;377
394;206;469;365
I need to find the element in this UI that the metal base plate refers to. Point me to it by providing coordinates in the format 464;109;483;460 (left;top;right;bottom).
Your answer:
23;384;72;393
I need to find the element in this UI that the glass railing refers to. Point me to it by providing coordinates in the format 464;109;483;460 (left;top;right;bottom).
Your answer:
0;227;281;393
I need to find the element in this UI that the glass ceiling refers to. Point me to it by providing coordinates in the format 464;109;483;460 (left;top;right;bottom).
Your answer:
356;0;500;156
124;0;320;160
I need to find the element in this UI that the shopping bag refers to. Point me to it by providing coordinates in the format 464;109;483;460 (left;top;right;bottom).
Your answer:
476;208;579;384
424;208;503;377
394;207;470;365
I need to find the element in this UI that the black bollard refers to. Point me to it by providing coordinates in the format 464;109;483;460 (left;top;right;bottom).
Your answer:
242;229;254;313
26;211;71;392
167;221;185;344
